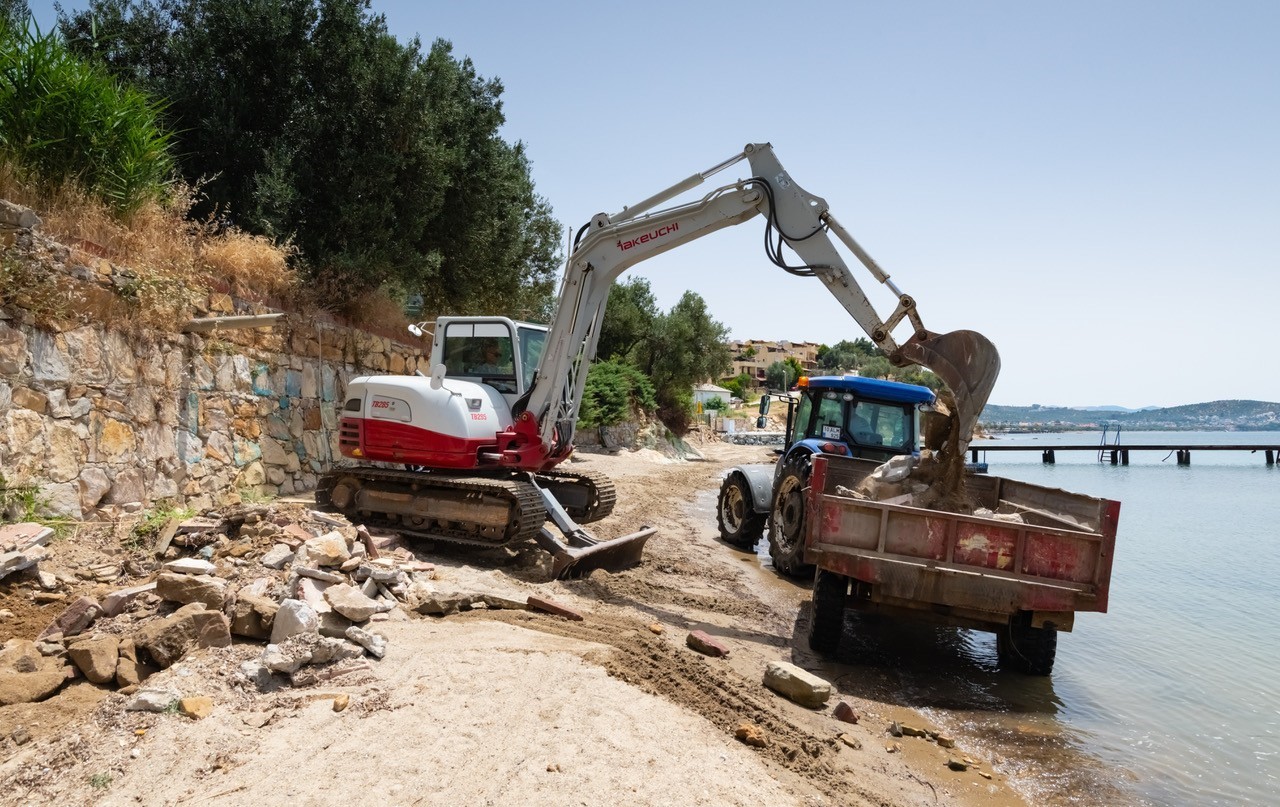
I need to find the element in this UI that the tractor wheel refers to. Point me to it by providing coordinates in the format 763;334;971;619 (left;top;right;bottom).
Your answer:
768;456;815;579
996;612;1058;675
717;474;765;549
808;569;847;655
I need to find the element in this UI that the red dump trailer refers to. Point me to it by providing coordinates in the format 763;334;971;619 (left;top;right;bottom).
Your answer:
804;454;1120;674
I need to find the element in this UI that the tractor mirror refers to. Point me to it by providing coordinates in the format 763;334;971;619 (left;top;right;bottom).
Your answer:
756;416;768;429
758;396;771;416
429;363;447;390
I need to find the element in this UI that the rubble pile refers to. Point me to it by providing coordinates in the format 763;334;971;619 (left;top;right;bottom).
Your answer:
0;503;534;707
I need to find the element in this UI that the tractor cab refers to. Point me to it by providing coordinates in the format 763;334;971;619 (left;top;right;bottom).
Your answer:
762;375;936;465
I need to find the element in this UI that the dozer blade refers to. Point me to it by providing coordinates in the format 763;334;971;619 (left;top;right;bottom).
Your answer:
892;329;1001;448
535;525;657;579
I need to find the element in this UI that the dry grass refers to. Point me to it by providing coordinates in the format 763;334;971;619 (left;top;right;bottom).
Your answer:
0;161;298;328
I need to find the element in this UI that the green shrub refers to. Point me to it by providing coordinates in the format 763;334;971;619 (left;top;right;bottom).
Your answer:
702;396;727;411
579;360;657;428
0;18;174;213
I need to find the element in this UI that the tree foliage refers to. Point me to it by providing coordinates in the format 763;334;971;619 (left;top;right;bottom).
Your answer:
721;372;752;401
58;0;560;315
0;14;174;212
596;277;657;362
765;358;803;390
817;338;879;372
578;360;657;429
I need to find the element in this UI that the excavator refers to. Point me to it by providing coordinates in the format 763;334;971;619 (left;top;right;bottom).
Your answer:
316;143;1000;577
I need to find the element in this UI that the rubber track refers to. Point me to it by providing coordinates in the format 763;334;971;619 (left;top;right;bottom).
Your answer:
534;468;617;523
316;468;546;548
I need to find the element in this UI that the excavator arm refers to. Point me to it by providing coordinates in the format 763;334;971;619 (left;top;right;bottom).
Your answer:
508;143;999;469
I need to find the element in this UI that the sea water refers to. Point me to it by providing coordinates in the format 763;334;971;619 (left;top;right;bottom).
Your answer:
946;431;1279;805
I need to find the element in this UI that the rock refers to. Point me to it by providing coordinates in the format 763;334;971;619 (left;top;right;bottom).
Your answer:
885;742;902;753
0;670;65;705
480;594;527;611
838;733;862;750
296;577;333;614
0;548;44;579
269;599;319;644
344;625;387;659
648;623;664;635
11;727;31;746
32;592;66;604
101;582;158;617
325;584;387;622
734;721;767;747
936;734;956;749
527;596;584;621
115;656;156;689
38;595;102;640
126;687;180;712
318;611;353;639
260;544;293;570
134;603;232;668
763;661;832;708
888;721;903;737
303;531;350;567
978;770;993;780
0;523;54;552
0;639;43;673
332;693;350;712
229;594;279;640
67;635;120;685
78;468;112;513
296;566;345;584
686;630;730;658
162;558;217;576
261;643;307;675
832;701;860;724
155;572;227;610
947;758;969;772
900;724;928;738
412;589;478;617
36;570;58;591
179;696;213;719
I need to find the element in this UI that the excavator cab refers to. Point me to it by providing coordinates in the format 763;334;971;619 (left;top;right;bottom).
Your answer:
436;317;548;401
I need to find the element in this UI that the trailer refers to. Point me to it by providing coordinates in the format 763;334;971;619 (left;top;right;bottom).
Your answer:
804;454;1120;674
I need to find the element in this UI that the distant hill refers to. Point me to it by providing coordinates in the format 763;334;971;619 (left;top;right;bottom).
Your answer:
981;400;1280;432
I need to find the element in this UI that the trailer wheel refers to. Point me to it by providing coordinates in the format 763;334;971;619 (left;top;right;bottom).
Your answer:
808;569;847;655
768;456;815;579
996;612;1058;675
717;474;765;548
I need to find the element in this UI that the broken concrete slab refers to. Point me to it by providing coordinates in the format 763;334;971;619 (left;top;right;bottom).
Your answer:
324;584;387;622
344;625;387;659
0;522;54;552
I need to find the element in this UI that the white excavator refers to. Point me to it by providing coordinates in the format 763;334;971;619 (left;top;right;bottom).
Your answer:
317;143;1000;577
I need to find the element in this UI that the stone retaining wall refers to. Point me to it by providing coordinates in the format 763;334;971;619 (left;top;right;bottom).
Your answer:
0;204;425;518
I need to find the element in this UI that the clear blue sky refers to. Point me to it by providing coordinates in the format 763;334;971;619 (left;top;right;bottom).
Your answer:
27;1;1280;407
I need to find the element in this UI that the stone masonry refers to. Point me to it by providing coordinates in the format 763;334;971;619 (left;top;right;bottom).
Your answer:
0;202;425;518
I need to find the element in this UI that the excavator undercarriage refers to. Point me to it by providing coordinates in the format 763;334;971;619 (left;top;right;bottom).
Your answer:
315;467;650;578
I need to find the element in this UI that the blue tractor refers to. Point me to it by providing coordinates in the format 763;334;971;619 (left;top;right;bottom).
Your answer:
717;375;938;578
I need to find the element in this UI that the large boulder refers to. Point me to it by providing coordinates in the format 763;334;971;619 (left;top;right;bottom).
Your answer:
67;635;120;685
0;670;66;706
229;594;279;640
133;603;231;668
155;572;228;610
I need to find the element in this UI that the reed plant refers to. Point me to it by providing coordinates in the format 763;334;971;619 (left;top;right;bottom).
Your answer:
0;18;173;215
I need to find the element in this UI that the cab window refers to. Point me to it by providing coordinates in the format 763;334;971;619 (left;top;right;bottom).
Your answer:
849;401;910;451
441;322;518;393
814;392;844;440
790;394;813;444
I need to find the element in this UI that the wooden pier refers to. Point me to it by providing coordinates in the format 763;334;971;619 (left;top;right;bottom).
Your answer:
969;443;1280;466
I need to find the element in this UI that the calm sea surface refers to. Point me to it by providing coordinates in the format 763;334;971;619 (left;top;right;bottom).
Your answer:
949;430;1279;805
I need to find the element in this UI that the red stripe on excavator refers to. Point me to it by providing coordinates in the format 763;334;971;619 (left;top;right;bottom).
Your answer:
339;416;492;469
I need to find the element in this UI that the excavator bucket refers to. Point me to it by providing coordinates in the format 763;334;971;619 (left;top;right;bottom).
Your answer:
535;525;657;579
893;329;1001;448
529;473;655;578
